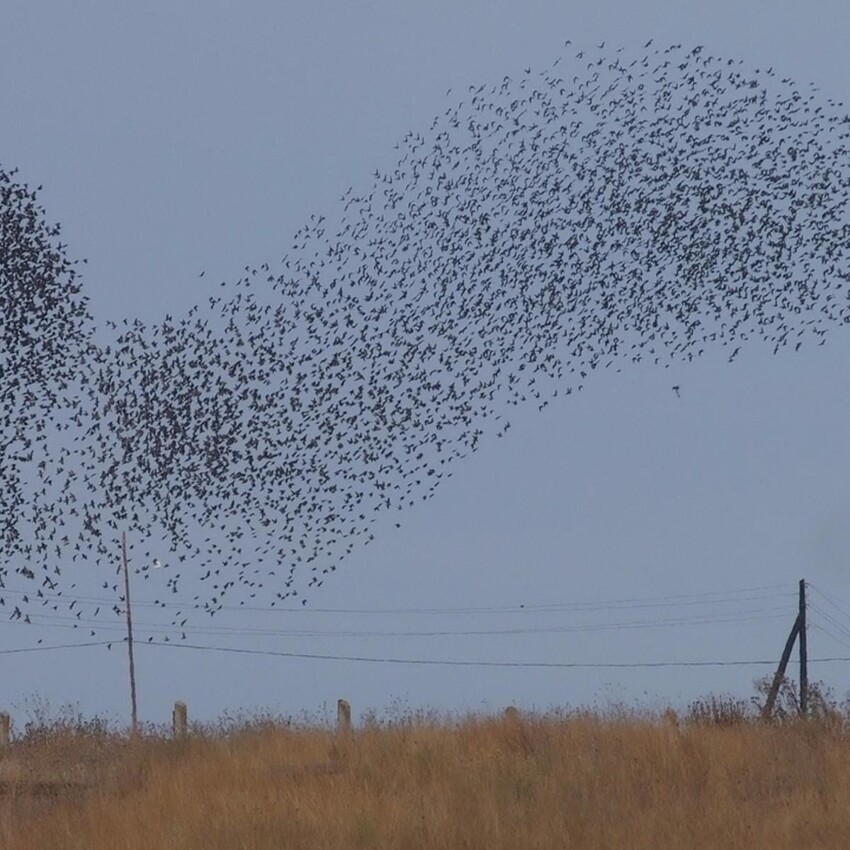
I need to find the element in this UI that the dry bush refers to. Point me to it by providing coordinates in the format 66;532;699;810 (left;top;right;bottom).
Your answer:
685;693;751;727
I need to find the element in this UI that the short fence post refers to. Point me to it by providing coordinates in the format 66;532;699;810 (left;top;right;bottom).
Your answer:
173;701;188;740
337;699;351;734
0;712;9;751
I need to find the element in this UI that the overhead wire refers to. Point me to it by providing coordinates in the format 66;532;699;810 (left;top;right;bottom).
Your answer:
809;623;850;654
0;640;113;655
0;581;795;617
142;640;850;669
2;582;849;672
2;604;793;640
807;601;850;643
0;581;807;671
5;636;850;669
807;583;850;629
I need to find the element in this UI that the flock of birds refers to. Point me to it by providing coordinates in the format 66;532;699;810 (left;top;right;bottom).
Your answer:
1;42;849;637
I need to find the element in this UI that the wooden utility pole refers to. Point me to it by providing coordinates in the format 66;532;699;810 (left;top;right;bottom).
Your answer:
121;531;138;735
762;578;807;720
799;579;808;717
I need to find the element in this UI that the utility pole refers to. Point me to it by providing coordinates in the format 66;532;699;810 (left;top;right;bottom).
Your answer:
799;578;808;717
762;578;807;720
121;531;138;735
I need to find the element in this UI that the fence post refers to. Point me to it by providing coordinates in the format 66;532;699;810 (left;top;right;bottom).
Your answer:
173;701;188;740
0;712;9;751
337;699;351;734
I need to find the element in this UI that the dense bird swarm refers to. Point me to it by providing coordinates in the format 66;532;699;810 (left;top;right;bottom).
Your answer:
0;168;92;592
2;43;849;635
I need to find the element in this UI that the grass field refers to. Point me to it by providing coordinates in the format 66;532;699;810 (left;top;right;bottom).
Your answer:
1;689;848;849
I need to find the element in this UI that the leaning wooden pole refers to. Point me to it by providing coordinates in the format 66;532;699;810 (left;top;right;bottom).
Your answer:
121;531;138;735
799;578;808;717
762;609;801;720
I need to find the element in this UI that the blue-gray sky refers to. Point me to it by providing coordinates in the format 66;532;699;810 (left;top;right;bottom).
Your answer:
2;0;850;725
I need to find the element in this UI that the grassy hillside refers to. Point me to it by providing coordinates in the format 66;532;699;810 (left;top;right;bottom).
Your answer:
1;697;848;849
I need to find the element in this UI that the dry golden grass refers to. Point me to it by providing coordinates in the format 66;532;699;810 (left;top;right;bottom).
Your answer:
1;704;849;849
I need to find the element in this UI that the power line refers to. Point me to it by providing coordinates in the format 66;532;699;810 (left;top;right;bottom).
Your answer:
807;583;850;628
808;602;850;643
810;623;850;653
0;640;113;655
5;636;850;670
4;605;791;639
162;608;789;639
0;582;795;617
143;640;796;669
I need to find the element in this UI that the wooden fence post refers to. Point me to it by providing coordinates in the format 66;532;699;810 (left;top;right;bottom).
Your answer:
337;699;351;734
0;712;9;751
173;701;188;740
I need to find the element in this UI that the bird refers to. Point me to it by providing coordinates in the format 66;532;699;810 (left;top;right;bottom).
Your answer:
3;42;850;641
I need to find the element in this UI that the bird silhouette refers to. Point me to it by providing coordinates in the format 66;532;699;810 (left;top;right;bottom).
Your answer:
2;43;850;639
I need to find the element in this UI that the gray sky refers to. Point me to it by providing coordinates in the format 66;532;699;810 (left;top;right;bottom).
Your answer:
2;0;850;726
